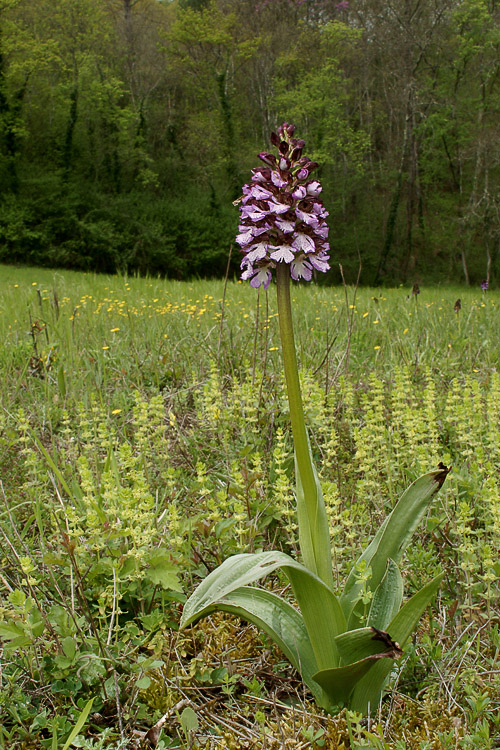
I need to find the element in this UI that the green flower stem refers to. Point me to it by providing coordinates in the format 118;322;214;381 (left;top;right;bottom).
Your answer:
276;263;315;500
276;264;333;588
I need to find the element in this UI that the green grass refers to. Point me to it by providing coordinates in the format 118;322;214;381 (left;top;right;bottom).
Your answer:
1;265;499;749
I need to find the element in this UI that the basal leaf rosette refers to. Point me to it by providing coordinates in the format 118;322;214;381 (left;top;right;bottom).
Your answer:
237;123;330;289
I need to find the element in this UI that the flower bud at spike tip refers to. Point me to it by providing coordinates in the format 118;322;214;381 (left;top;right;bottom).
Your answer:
236;124;330;288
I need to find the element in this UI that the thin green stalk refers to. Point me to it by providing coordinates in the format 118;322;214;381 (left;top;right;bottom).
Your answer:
276;264;333;589
276;265;316;503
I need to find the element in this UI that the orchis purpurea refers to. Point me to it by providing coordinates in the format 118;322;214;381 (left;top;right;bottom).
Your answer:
236;122;330;289
181;124;449;715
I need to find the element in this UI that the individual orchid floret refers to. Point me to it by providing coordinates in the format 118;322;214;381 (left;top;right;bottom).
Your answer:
236;123;330;287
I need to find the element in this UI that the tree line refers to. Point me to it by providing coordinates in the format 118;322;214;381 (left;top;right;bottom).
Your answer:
0;0;499;284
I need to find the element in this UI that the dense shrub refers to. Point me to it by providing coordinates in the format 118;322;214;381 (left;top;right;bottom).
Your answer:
0;179;237;279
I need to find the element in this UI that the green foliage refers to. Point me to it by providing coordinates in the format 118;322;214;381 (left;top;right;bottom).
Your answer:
0;0;500;281
274;21;369;172
0;181;235;276
2;270;500;746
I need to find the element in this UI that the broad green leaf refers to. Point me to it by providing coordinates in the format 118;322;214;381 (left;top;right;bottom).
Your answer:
146;565;182;591
367;559;403;630
334;626;402;665
61;635;76;660
145;553;183;592
199;585;323;704
295;440;335;590
286;563;345;669
180;552;289;624
0;621;27;640
349;572;444;714
180;552;345;669
179;706;199;734
29;608;45;638
55;654;74;670
8;589;27;607
3;635;33;652
341;466;449;626
313;644;401;708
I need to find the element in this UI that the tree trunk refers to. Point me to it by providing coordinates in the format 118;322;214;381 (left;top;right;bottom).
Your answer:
374;88;412;284
216;68;239;199
62;84;78;179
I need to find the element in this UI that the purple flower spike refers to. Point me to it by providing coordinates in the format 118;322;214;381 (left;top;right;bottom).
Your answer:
481;279;489;291
236;123;330;286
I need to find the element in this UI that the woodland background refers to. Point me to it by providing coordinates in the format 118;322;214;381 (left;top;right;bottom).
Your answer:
0;0;499;285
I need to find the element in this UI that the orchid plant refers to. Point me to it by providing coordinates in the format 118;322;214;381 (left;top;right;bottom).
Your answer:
180;123;449;714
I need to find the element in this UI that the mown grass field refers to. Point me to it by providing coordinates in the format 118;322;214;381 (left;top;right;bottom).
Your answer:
1;265;499;749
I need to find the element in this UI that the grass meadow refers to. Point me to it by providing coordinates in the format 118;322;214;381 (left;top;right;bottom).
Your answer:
1;264;500;749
